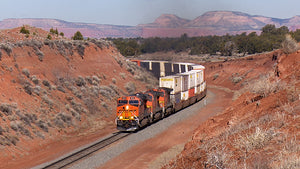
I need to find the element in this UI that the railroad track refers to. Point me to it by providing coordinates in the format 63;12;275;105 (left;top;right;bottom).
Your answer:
41;132;130;169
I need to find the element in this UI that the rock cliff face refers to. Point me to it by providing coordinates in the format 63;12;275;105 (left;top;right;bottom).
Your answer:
0;26;158;168
1;11;300;38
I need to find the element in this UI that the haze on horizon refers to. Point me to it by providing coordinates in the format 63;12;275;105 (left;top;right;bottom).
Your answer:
1;0;300;26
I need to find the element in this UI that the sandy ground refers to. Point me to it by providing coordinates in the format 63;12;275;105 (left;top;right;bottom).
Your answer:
100;87;233;169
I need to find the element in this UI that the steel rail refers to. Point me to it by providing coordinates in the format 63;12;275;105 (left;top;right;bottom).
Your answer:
42;132;130;169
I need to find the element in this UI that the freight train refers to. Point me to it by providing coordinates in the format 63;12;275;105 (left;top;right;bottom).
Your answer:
115;63;206;131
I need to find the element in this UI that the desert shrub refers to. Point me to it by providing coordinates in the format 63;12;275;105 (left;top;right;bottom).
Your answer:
30;40;43;49
44;39;54;48
125;82;136;94
73;89;82;99
47;34;52;40
54;117;65;128
232;76;243;84
18;112;37;127
31;75;39;85
54;40;67;56
0;50;2;60
10;121;31;138
92;75;100;85
89;86;100;97
109;84;121;96
248;75;283;97
112;78;116;84
282;34;300;54
119;73;126;79
70;109;81;121
75;76;86;87
62;40;74;56
23;83;33;95
42;95;53;107
57;86;65;93
55;112;72;127
42;80;51;87
0;134;19;146
0;103;14;116
235;127;274;151
126;61;137;75
84;98;99;114
76;44;85;56
0;126;4;135
36;49;44;61
72;31;84;40
89;38;111;49
101;102;108;110
99;85;118;99
36;120;48;132
0;43;13;56
85;76;93;85
20;26;30;34
49;28;58;35
68;99;87;115
22;68;30;78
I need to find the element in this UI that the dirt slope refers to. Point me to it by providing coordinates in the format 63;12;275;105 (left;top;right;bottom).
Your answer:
0;26;158;169
164;50;299;168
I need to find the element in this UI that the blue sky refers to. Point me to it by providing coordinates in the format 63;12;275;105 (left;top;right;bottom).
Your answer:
1;0;300;26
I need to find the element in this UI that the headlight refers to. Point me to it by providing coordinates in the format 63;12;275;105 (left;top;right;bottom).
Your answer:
130;116;134;120
126;105;129;110
119;116;123;119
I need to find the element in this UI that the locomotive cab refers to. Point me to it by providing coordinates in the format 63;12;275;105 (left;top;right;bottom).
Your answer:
116;94;147;131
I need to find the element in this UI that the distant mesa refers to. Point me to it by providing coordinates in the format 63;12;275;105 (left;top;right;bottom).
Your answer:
1;11;300;38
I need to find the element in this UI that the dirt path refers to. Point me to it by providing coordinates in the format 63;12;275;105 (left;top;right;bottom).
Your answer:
100;87;233;169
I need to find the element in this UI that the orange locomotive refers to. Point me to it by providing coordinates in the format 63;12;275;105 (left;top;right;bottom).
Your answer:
116;88;172;131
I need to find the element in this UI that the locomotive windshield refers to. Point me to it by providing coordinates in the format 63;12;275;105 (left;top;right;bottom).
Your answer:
129;100;139;106
118;100;128;106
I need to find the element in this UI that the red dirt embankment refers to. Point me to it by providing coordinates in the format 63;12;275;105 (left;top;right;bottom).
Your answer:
0;26;157;169
165;51;299;168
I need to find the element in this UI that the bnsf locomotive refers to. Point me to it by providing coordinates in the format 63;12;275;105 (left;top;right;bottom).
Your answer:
116;64;206;131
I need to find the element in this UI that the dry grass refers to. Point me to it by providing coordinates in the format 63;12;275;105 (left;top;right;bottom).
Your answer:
278;155;300;169
234;127;275;151
281;34;300;54
247;74;284;97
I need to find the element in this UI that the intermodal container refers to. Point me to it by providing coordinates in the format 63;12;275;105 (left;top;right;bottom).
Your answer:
170;92;181;104
188;88;195;98
181;71;195;89
164;62;172;76
173;64;180;74
159;75;181;94
180;74;189;92
192;65;205;84
181;90;189;100
195;85;200;94
191;70;202;87
151;62;161;78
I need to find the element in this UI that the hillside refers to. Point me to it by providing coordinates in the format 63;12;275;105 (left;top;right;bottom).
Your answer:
2;11;300;38
163;50;300;168
0;26;158;168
